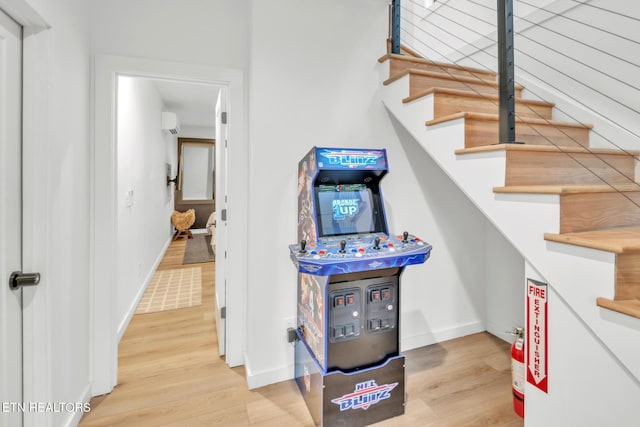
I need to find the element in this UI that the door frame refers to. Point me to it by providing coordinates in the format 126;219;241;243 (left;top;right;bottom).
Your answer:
214;88;228;356
92;55;248;395
1;0;51;425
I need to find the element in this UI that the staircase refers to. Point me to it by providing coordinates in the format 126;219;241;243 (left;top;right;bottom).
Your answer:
377;45;640;385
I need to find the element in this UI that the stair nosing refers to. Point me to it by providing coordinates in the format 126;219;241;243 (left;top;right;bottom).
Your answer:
427;111;592;129
380;53;497;77
403;86;555;107
455;144;639;156
544;226;640;254
406;68;510;87
494;184;640;194
596;297;640;319
384;68;512;90
383;68;411;85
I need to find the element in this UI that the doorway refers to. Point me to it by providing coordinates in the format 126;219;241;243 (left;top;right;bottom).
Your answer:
92;55;248;396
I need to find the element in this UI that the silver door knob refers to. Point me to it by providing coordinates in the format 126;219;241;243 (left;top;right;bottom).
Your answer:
9;271;40;290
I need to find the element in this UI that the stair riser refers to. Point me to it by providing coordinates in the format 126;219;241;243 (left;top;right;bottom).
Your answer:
560;192;640;233
616;252;640;300
389;58;496;82
434;92;553;120
463;118;590;148
505;151;637;187
409;73;516;98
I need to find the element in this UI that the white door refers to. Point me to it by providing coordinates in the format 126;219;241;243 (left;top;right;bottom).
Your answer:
214;89;228;357
0;8;23;427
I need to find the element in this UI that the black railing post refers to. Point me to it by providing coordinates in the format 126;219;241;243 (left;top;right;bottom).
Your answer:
391;0;401;54
497;0;521;144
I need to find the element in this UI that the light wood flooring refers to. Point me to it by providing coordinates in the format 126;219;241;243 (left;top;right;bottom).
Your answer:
80;239;524;426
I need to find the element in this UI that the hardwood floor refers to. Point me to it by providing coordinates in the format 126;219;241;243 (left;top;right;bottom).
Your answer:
80;239;523;426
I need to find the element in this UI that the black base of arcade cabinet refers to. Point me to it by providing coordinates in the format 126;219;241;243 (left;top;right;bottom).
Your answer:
295;334;405;427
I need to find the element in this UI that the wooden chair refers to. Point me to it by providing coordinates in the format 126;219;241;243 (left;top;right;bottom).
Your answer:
171;209;195;240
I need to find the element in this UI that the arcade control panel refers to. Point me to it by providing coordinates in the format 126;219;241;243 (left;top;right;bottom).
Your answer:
328;283;397;343
289;232;432;276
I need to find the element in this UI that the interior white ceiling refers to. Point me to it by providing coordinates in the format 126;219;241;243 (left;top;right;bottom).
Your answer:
152;79;220;129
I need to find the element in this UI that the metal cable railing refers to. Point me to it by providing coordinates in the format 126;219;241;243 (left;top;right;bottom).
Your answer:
390;0;640;206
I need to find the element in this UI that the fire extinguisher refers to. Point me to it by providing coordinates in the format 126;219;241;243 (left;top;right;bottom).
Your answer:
510;327;525;418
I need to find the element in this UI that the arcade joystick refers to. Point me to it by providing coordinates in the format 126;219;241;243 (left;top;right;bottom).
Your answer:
373;236;381;250
299;239;307;254
339;240;347;253
402;231;409;243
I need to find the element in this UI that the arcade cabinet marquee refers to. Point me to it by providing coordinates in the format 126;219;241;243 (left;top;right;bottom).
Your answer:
289;147;432;426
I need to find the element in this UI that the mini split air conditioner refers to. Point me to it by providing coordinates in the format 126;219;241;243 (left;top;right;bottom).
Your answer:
161;112;180;135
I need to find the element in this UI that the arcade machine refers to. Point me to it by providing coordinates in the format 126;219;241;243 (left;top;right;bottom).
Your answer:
289;147;432;426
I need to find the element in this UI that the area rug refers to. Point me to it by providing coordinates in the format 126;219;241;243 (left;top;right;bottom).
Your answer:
182;234;215;264
135;267;202;314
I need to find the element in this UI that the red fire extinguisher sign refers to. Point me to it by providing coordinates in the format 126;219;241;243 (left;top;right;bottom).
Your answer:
526;278;548;393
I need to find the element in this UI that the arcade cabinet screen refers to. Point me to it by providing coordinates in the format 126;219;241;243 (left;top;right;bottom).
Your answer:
316;184;378;237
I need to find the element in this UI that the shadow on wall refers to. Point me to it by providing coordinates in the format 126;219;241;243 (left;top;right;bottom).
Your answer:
388;113;487;296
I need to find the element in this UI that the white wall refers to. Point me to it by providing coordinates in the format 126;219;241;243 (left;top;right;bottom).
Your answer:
116;76;175;335
514;0;640;151
90;0;250;70
247;0;393;387
485;225;525;342
180;125;215;140
390;118;489;349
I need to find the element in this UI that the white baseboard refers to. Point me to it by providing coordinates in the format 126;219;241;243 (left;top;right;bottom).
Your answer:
245;322;485;390
62;384;92;427
486;320;516;344
116;236;172;341
244;352;294;390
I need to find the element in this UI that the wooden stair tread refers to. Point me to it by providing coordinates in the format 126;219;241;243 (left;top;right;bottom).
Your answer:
384;68;508;88
596;298;640;319
378;53;496;79
454;143;634;156
404;86;554;107
544;226;640;253
430;111;592;129
494;184;640;194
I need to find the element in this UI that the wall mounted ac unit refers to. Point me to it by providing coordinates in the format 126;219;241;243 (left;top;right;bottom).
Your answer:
162;112;180;135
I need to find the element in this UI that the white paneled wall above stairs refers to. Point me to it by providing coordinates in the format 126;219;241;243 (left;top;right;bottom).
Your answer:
377;48;640;425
